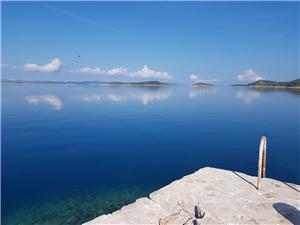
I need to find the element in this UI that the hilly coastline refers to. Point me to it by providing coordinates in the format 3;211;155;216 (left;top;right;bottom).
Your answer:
193;82;215;86
232;78;300;88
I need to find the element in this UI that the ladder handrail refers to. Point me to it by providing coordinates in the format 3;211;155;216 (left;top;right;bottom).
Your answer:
257;136;267;190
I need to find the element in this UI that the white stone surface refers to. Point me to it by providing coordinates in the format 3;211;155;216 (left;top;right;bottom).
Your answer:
83;167;300;225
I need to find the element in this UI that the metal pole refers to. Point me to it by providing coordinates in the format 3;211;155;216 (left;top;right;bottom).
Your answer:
262;137;267;178
257;136;267;190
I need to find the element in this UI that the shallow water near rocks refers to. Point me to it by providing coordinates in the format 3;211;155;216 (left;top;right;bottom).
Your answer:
2;83;299;225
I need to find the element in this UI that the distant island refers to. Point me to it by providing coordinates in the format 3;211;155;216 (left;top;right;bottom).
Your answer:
193;82;215;86
232;78;300;88
1;80;168;87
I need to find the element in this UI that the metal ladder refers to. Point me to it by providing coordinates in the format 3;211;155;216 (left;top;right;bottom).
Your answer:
257;136;267;190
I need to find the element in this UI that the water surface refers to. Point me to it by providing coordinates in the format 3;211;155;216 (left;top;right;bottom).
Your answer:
2;83;299;225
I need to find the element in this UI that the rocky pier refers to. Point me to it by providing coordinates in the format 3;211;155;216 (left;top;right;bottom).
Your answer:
83;167;300;225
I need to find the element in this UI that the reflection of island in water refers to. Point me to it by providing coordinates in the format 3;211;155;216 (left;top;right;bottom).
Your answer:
79;91;172;105
25;95;63;110
249;86;300;96
189;86;216;98
236;86;300;104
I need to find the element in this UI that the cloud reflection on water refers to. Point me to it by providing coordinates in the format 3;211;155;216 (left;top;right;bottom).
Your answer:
236;90;261;104
236;87;300;104
189;86;216;98
79;91;172;105
25;95;63;110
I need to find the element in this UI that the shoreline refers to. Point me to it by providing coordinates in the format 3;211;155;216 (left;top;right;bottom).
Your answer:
83;167;300;225
233;85;300;89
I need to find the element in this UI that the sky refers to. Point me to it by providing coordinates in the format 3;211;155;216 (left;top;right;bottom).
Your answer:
1;1;299;84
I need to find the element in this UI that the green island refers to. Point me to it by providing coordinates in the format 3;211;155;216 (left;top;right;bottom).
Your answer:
193;82;215;86
232;78;300;88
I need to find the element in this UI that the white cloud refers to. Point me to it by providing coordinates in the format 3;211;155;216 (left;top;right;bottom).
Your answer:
190;74;199;81
106;67;128;75
70;65;172;79
24;58;62;73
25;95;63;110
189;74;220;84
130;65;172;80
1;63;8;68
237;69;265;82
70;66;128;76
71;67;103;75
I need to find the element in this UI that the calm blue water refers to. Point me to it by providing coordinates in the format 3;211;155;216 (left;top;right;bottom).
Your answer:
2;83;299;224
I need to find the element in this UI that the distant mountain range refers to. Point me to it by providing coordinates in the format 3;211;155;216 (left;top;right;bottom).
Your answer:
1;80;168;86
232;78;300;88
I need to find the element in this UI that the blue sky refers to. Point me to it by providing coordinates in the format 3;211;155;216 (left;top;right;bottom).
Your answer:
1;1;299;84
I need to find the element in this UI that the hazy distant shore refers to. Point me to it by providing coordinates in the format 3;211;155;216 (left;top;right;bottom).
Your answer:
2;79;300;88
1;80;169;87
